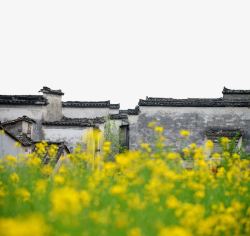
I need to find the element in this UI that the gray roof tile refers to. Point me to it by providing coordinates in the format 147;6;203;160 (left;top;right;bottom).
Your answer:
139;97;250;107
0;95;47;106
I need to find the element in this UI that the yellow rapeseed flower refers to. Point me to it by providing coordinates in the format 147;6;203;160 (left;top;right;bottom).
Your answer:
222;151;230;159
220;137;230;147
159;226;191;236
205;140;214;150
0;186;6;198
193;147;205;160
58;165;67;175
103;141;111;153
53;175;65;185
0;215;49;236
50;187;82;215
182;147;190;157
147;121;156;128
16;188;30;201
189;143;197;149
166;196;180;209
140;143;152;152
5;155;17;166
104;162;116;171
195;190;205;199
179;130;190;138
41;165;53;176
154;126;164;133
47;144;58;157
232;153;240;160
9;173;19;184
212;153;221;159
35;180;47;194
127;227;142;236
35;142;48;155
79;190;91;207
110;185;126;195
166;152;180;160
116;154;130;167
27;156;41;167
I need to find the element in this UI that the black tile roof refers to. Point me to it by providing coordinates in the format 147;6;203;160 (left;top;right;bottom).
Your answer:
14;133;34;146
62;101;110;108
0;95;48;106
119;106;140;115
1;116;36;126
222;87;250;95
110;104;120;109
109;113;128;120
39;86;64;96
0;126;33;146
42;116;105;127
1;124;70;151
138;97;250;107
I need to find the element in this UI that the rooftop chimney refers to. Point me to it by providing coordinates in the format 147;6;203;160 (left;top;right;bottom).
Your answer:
39;86;64;122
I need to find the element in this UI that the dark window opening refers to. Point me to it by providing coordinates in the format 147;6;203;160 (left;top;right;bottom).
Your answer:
119;125;129;152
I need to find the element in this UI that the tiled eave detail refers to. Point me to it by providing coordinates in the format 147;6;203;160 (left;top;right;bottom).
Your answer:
1;116;36;126
222;87;250;95
42;116;105;127
110;104;120;109
62;101;110;108
43;121;95;127
119;106;140;115
109;114;128;120
138;98;250;107
0;95;48;106
0;126;33;146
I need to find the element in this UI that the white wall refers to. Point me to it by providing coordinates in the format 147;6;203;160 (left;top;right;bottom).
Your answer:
131;106;250;150
62;107;109;118
128;115;139;124
43;126;93;151
109;109;119;115
0;106;44;121
139;106;250;118
0;133;28;158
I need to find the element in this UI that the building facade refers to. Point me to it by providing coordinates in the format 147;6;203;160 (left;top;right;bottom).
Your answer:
0;86;249;158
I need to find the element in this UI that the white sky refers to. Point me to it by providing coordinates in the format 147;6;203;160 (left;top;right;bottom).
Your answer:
0;1;249;109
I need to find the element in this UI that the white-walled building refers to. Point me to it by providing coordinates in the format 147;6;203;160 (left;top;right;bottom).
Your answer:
0;86;249;159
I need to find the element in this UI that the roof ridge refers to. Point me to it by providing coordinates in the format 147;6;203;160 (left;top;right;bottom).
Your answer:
223;87;250;94
0;127;34;146
62;100;110;108
1;116;36;126
0;95;47;105
139;98;250;107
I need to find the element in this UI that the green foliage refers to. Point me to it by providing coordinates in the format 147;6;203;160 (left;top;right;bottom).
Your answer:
103;118;120;158
0;129;249;236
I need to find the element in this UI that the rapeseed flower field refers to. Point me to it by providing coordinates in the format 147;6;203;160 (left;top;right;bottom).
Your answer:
0;124;249;236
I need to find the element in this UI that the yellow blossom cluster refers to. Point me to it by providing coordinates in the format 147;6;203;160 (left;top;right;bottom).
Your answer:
0;127;249;236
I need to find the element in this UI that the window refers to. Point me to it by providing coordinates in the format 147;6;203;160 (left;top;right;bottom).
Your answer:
205;128;243;151
119;125;129;152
